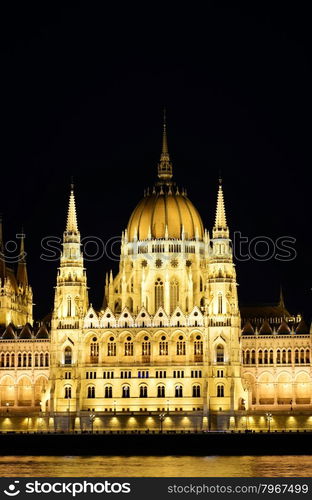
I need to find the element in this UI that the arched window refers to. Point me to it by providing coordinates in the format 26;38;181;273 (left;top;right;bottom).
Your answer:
6;353;10;367
200;297;205;310
64;347;72;365
139;385;148;398
276;349;281;364
18;353;22;367
264;350;268;364
269;349;274;364
67;296;72;317
155;278;164;310
216;344;224;363
170;279;179;313
287;349;292;364
192;385;201;397
200;276;203;292
245;350;250;364
90;341;99;362
64;386;72;399
217;385;224;397
306;349;310;364
107;341;116;356
300;348;305;364
45;353;49;366
87;386;95;398
175;385;183;397
40;353;44;367
159;341;168;355
28;353;32;367
142;341;151;356
176;340;186;355
0;353;4;367
251;350;256;364
194;340;203;355
23;353;27;367
295;349;299;364
218;293;223;314
258;350;263;365
282;349;287;364
122;385;130;398
157;385;165;397
124;341;133;356
104;386;112;398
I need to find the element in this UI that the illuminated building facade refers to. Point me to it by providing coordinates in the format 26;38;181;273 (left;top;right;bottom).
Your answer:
0;123;311;432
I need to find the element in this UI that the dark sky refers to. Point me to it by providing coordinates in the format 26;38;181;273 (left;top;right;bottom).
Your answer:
0;5;311;321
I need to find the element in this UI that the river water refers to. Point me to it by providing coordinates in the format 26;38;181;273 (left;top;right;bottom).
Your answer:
0;455;311;477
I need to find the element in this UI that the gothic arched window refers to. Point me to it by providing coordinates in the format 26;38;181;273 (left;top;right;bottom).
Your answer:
217;385;224;397
139;385;148;398
87;386;95;398
65;386;71;399
67;296;72;317
157;385;165;397
192;385;201;397
216;344;224;363
175;385;183;397
218;293;223;314
170;279;179;314
155;278;164;311
122;385;130;398
64;347;72;365
104;386;112;398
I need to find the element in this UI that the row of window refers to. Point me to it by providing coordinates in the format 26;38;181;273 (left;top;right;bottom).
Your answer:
64;384;209;399
64;384;226;399
243;348;310;365
84;370;203;380
0;352;49;368
64;341;204;363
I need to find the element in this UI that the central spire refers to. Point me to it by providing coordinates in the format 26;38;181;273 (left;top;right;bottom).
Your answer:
66;184;79;233
157;109;173;181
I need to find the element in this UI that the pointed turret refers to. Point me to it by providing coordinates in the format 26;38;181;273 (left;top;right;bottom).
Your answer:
66;184;79;234
157;109;173;181
213;179;229;238
17;231;28;287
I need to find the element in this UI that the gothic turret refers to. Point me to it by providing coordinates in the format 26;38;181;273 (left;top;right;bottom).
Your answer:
52;185;89;328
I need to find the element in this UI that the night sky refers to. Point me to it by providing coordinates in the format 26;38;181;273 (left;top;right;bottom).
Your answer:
0;5;311;321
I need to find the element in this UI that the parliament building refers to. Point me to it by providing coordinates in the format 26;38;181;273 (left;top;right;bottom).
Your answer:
0;123;311;432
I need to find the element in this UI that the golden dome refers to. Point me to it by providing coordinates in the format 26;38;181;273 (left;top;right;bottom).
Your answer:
127;117;204;241
127;186;204;241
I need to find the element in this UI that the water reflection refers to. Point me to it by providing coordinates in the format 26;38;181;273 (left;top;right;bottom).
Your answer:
0;455;312;477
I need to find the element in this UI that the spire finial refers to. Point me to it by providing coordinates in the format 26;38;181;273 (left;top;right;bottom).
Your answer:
158;109;173;181
17;229;28;286
213;179;229;237
66;184;78;233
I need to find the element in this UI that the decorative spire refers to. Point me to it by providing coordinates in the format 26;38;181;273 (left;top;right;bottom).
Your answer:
213;179;229;238
17;230;28;286
214;179;227;229
66;184;79;233
157;109;173;181
0;215;5;283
